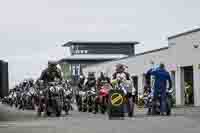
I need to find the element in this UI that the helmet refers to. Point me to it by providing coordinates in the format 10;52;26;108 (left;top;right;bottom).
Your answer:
115;63;125;72
48;61;57;68
88;72;95;79
100;72;105;76
80;75;85;79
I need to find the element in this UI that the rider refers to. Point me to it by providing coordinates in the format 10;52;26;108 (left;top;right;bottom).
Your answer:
112;64;130;81
112;64;134;94
84;72;96;91
97;72;111;89
112;64;135;117
76;75;86;104
78;75;86;90
146;63;172;115
39;61;63;85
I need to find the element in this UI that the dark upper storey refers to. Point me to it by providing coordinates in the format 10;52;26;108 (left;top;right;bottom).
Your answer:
63;41;139;56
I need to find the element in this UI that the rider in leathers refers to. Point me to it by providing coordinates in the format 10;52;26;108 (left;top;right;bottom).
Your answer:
84;72;96;91
39;61;63;85
97;72;111;89
112;64;135;117
76;75;86;105
112;64;134;93
38;61;63;115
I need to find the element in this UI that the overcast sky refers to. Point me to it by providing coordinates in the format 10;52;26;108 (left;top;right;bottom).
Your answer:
0;0;200;87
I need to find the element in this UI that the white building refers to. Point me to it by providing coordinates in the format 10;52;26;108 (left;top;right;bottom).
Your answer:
83;28;200;106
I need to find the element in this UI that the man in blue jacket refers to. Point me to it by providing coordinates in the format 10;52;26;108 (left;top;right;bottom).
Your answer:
146;63;172;115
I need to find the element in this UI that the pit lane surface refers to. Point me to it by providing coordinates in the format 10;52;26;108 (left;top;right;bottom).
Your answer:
1;103;200;133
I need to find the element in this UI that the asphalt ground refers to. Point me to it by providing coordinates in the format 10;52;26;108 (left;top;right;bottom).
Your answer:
1;103;200;133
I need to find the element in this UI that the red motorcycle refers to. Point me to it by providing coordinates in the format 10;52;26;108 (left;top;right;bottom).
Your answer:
95;84;111;114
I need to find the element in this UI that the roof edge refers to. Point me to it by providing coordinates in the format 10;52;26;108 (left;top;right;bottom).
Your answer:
83;46;169;68
168;28;200;40
62;41;140;47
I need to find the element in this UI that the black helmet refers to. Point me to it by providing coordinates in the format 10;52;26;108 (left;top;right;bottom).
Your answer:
88;72;95;79
115;63;125;72
48;61;57;67
80;75;85;79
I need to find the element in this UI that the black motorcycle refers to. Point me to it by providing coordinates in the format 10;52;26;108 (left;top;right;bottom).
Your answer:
147;89;173;116
45;82;63;117
86;87;96;112
77;89;87;112
63;88;73;115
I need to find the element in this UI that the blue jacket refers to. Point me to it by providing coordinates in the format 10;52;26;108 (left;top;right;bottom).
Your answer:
146;68;172;90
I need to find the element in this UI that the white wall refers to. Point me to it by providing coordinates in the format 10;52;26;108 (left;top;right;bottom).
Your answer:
83;48;171;77
83;29;200;106
168;31;200;66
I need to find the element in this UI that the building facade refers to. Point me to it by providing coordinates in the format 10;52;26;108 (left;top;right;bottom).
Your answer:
64;41;139;56
0;60;9;98
82;28;200;106
61;41;139;81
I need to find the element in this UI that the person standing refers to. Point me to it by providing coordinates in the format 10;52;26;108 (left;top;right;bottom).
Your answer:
146;63;172;115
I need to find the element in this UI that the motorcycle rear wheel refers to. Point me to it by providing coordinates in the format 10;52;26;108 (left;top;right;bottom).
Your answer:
46;110;51;116
56;111;61;117
166;99;171;116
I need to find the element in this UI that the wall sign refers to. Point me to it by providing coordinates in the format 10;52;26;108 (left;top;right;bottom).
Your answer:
168;64;177;71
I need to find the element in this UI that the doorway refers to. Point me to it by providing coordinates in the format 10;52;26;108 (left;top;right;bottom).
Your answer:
183;66;194;105
132;76;138;104
171;71;176;92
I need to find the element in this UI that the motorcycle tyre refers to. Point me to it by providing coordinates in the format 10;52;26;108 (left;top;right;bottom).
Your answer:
56;110;61;117
88;107;93;112
100;105;106;114
83;107;87;112
46;109;51;116
166;99;171;116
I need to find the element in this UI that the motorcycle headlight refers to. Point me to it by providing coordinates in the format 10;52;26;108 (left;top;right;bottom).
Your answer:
79;91;86;96
167;89;173;94
65;90;71;95
139;95;143;99
49;87;55;92
40;91;43;95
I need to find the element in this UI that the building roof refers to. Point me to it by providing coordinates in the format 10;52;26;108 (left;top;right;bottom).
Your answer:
168;27;200;40
59;54;128;60
134;46;169;57
83;46;169;67
62;41;140;47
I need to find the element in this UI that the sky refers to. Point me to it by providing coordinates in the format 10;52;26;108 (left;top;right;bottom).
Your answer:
0;0;200;87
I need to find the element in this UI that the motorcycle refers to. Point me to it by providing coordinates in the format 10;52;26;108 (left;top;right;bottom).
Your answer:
110;78;135;118
138;92;149;108
45;82;62;117
77;90;87;112
24;87;36;110
147;89;173;116
120;82;134;117
37;89;47;116
63;88;73;115
86;87;96;112
57;82;73;115
95;84;110;114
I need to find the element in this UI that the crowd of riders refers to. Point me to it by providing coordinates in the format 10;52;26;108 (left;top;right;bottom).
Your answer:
1;60;173;117
76;62;173;116
2;61;73;117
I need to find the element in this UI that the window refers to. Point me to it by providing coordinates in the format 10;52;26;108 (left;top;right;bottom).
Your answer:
84;50;88;54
